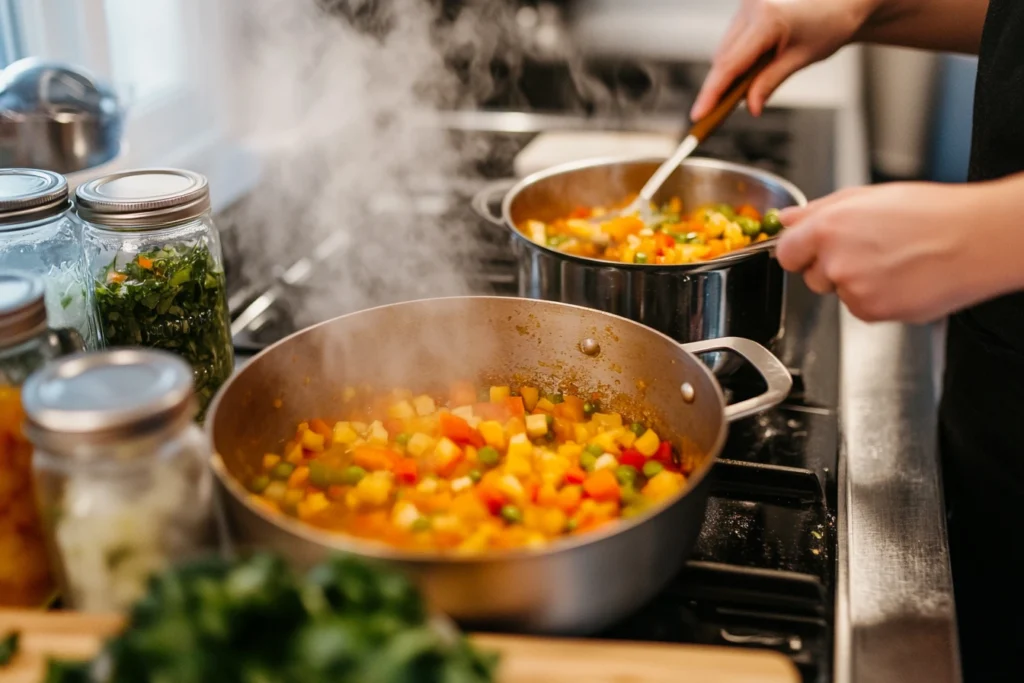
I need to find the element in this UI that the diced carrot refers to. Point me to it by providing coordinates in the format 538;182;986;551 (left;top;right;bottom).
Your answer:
564;466;586;485
526;481;540;503
137;256;154;270
552;418;575;442
423;491;453;514
309;418;332;439
106;271;127;284
505;416;526;438
706;240;727;258
505;396;525;418
327;485;347;500
288;465;309;488
384;418;405;436
654;232;676;250
450;381;477;407
439;413;485;448
392;458;419;484
352;446;399;471
557;485;583;513
536;483;560;507
553;395;585;422
737;204;761;221
583;469;621;503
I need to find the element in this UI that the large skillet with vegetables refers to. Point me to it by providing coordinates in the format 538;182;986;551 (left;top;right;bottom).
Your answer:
207;297;791;634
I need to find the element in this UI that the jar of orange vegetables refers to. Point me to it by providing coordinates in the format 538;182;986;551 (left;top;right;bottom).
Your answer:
0;270;84;607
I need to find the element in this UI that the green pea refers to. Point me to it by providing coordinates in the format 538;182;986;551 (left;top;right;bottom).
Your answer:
763;208;783;236
308;461;331;488
566;518;579;532
547;234;570;248
478;446;501;467
583;401;599;416
642;460;664;478
683;231;703;244
248;475;270;494
271;462;296;480
579;451;598;472
629;422;646;437
341;465;367;485
545;414;554;427
715;203;737;220
634;253;648;264
615;465;638;487
500;505;523;524
469;469;483;483
547;393;564;404
620;483;641;506
737;216;761;236
411;517;432;532
584;443;604;458
395;432;411;446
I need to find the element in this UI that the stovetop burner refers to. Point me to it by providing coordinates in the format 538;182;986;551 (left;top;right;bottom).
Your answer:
598;369;837;683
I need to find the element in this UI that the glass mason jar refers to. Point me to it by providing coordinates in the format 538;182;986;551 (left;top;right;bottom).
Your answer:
0;169;101;349
76;169;234;419
22;348;219;613
0;270;85;608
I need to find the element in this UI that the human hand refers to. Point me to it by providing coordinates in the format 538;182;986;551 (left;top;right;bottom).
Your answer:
775;182;1021;324
691;0;879;119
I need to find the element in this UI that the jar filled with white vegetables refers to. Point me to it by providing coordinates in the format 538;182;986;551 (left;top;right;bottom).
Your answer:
0;169;101;348
21;349;219;612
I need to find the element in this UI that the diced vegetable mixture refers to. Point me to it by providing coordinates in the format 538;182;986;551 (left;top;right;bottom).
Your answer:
521;198;783;265
249;384;698;553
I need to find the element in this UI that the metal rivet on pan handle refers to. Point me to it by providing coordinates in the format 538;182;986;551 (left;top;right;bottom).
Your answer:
680;382;695;403
579;338;600;356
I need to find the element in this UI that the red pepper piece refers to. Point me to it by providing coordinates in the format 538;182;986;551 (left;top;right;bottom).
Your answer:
619;449;646;470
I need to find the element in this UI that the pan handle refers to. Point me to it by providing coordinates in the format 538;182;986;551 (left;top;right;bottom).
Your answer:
680;337;792;422
470;179;516;226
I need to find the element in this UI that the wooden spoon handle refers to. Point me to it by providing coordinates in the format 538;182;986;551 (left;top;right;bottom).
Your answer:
688;50;775;143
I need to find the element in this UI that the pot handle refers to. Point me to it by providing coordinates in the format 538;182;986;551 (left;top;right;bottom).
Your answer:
680;337;792;422
470;179;517;226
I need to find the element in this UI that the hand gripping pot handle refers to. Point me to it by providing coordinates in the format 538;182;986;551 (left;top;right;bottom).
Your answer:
471;179;518;226
680;337;792;421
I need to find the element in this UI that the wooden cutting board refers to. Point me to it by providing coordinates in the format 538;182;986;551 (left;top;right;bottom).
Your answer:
0;610;800;683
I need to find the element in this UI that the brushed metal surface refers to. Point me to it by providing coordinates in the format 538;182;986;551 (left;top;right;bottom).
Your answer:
207;296;790;634
837;313;960;683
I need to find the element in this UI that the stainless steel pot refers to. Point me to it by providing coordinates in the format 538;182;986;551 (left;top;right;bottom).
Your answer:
0;59;124;174
207;296;791;634
471;156;807;373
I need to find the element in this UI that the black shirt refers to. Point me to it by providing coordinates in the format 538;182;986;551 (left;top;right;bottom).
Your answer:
939;0;1024;678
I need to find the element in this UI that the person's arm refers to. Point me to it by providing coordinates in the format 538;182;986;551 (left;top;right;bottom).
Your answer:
774;174;1024;324
857;0;989;54
692;0;989;120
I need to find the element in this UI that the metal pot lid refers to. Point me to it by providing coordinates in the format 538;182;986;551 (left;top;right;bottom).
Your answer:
22;348;195;453
75;168;210;229
0;270;46;348
0;168;70;226
0;58;119;120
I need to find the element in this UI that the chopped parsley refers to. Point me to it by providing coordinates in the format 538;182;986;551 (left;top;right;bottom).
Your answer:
94;244;233;419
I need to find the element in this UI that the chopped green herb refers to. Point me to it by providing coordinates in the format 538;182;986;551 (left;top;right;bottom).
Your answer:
94;244;233;420
0;631;18;666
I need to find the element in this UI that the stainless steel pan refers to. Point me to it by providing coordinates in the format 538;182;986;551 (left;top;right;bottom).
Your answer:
472;156;807;373
207;296;791;634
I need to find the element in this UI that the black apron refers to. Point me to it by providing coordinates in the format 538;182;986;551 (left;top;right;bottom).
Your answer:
939;0;1024;680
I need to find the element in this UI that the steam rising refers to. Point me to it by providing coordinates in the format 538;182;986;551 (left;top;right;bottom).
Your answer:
227;0;534;330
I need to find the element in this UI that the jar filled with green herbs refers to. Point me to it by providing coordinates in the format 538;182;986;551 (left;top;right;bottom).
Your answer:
76;169;233;419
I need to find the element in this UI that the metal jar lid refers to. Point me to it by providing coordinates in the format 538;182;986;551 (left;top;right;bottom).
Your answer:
22;348;196;455
0;270;47;347
74;168;210;230
0;169;71;227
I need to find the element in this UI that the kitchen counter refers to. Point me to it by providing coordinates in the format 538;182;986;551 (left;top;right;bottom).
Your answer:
836;315;960;683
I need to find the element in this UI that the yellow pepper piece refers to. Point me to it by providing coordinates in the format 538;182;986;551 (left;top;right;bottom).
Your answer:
300;430;325;452
332;421;359;445
634;429;661;457
520;386;540;411
478;421;506;450
490;386;511;403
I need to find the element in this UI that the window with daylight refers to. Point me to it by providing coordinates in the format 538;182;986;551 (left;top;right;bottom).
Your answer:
0;0;256;208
